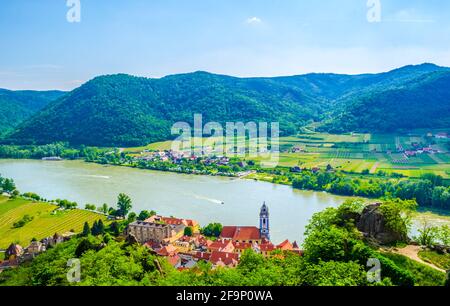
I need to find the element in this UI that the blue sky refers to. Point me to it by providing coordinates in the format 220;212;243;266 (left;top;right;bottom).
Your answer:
1;0;450;90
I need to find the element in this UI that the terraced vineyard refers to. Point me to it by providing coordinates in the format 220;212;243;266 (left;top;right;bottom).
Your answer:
0;196;107;249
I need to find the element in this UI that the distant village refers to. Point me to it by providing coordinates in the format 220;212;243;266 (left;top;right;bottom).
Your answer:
0;232;76;271
132;148;254;177
1;203;301;272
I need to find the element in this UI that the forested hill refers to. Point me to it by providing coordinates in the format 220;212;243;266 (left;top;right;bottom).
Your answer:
4;73;326;147
0;89;66;136
320;71;450;133
3;63;450;147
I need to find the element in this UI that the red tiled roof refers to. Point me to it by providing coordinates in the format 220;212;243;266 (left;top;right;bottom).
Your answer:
210;251;239;267
260;243;276;252
146;216;199;228
144;241;162;251
220;226;261;241
194;252;211;261
208;240;234;252
157;244;177;256
277;240;293;251
232;242;253;250
166;254;181;267
185;219;199;227
162;217;186;226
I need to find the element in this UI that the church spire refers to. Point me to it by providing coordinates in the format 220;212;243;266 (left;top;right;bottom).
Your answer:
259;202;270;241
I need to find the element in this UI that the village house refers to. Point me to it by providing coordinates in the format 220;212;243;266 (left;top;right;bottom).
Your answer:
128;220;185;244
435;132;448;139
5;244;24;260
220;226;262;244
156;244;178;257
209;251;240;268
194;251;212;262
259;242;277;256
0;258;19;272
26;241;46;255
207;239;235;253
41;233;66;248
146;215;200;232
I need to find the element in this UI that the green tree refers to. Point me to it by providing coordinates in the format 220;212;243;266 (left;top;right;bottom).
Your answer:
128;212;137;223
137;210;156;221
416;221;439;247
97;220;105;236
117;193;132;217
184;226;193;237
85;204;96;211
1;178;16;193
201;223;223;237
97;203;109;214
109;222;121;236
82;222;91;237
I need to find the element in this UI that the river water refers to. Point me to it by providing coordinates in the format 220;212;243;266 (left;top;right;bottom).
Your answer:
1;159;448;243
0;159;353;244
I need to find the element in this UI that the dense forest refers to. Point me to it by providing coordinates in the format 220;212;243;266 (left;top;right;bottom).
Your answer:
0;89;65;136
321;71;450;133
2;63;450;147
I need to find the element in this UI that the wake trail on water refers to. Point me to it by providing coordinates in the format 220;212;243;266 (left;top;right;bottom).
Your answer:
77;174;111;179
187;193;224;205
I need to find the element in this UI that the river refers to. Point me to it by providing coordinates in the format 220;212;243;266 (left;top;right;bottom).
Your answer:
0;159;353;244
1;159;448;244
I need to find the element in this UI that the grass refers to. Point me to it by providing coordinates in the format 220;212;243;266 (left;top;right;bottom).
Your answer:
418;250;450;270
0;196;108;249
382;252;446;286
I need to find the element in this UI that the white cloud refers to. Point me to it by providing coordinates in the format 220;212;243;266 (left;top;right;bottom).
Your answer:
388;9;435;23
246;17;262;25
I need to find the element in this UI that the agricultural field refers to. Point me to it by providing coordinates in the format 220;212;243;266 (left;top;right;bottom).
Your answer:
125;131;450;179
0;196;107;249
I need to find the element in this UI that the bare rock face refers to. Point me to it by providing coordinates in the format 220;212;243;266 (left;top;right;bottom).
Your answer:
356;203;403;245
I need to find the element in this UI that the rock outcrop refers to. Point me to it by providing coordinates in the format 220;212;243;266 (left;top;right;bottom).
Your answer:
356;203;404;245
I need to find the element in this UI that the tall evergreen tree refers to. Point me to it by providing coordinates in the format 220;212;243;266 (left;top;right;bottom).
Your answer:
82;222;90;237
91;220;99;236
97;220;105;235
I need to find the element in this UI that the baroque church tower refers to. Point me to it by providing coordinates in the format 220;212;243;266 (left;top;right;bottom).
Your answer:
259;202;270;241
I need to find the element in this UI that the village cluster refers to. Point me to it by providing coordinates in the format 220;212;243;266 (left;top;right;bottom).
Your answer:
0;232;75;271
133;149;254;177
1;203;301;272
127;203;301;269
135;149;237;166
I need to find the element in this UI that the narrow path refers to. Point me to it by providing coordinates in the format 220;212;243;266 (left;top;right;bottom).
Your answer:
392;245;446;273
369;162;379;174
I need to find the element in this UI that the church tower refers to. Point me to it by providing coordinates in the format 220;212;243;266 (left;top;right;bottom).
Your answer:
259;202;270;241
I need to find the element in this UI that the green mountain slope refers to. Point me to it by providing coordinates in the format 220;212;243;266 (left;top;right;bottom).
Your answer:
0;89;66;136
320;71;450;133
5;73;324;146
3;63;450;147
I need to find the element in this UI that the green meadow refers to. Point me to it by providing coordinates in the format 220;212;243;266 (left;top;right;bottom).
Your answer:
0;196;107;249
